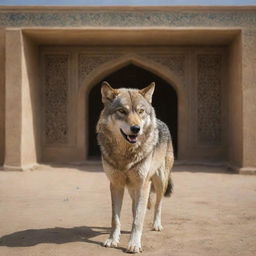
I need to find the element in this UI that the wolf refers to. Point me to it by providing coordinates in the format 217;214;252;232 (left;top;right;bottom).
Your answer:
96;81;174;253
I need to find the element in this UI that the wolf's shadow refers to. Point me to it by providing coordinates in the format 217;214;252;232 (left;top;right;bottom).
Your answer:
0;226;129;250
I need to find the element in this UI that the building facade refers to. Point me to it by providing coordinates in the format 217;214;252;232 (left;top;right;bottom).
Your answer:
0;6;256;173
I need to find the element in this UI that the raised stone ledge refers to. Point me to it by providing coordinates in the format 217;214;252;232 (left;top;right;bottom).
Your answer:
0;7;256;27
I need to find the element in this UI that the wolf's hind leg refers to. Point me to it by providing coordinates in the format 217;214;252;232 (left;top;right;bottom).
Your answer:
151;170;165;231
104;183;124;248
153;190;164;231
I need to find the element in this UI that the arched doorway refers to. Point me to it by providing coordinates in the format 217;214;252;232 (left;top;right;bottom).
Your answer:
88;64;178;159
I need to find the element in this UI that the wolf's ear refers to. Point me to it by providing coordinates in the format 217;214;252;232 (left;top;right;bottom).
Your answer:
101;81;118;104
139;82;155;103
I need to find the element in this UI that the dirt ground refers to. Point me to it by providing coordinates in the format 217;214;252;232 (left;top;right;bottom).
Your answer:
0;164;256;256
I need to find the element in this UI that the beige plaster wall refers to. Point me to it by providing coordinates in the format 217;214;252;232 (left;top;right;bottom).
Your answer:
0;6;256;172
4;29;23;168
0;28;5;166
39;45;227;164
241;30;256;171
21;33;41;166
4;30;40;170
3;26;256;171
227;34;243;170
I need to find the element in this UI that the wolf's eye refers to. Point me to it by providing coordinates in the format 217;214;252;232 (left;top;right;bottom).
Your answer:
117;109;126;114
138;109;145;114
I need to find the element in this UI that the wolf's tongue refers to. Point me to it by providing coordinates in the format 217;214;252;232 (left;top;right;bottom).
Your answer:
128;135;137;143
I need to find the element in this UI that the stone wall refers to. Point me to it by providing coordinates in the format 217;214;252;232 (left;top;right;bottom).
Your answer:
40;46;226;163
4;30;40;170
0;6;256;28
1;6;256;172
0;28;4;166
228;35;243;169
241;29;256;172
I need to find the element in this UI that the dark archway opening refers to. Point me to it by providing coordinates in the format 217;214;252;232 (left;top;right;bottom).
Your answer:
88;64;178;159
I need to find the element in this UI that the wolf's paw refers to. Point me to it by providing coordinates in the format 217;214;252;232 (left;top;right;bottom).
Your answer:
153;223;163;231
104;238;119;248
126;240;142;253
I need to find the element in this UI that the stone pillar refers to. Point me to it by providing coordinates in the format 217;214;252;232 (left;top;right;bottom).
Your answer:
227;35;243;172
0;29;5;167
240;30;256;174
4;29;38;171
4;29;23;170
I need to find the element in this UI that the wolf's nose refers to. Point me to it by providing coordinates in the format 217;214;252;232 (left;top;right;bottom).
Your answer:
130;125;140;134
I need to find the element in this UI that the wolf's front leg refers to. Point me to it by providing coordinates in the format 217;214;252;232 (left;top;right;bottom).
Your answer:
127;181;151;253
104;183;124;248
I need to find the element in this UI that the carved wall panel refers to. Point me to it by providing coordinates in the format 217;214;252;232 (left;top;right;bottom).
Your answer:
43;51;186;148
78;53;185;85
197;54;222;145
140;54;185;81
41;46;225;162
79;54;120;85
44;54;69;145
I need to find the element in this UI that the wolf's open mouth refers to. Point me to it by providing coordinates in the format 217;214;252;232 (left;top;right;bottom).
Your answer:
120;129;138;144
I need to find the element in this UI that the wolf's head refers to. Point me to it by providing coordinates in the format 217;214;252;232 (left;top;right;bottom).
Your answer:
99;81;155;145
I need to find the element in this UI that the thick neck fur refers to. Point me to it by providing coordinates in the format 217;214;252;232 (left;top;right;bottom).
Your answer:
97;109;158;171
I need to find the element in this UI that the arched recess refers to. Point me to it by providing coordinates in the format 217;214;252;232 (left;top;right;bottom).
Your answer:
77;55;187;161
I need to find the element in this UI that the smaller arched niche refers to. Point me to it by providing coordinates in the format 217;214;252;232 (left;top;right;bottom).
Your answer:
88;64;178;159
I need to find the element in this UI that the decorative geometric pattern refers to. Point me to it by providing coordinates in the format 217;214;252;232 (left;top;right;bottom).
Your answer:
42;49;223;148
79;53;185;85
44;54;69;144
140;54;185;80
79;54;120;84
0;10;256;27
197;54;222;144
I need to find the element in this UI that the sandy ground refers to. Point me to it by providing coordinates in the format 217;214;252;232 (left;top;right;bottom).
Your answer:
0;164;256;256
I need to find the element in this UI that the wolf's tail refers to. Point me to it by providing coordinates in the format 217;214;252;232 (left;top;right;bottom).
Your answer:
164;138;174;197
164;176;173;197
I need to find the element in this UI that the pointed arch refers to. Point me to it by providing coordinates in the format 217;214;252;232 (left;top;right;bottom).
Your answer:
79;54;183;97
76;55;187;160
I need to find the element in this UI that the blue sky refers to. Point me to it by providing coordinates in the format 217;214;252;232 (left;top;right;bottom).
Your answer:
0;0;256;6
